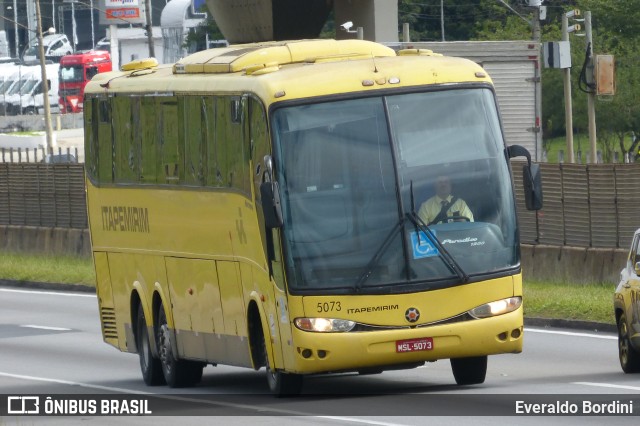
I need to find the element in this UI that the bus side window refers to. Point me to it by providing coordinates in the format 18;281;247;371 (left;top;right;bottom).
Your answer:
97;98;113;182
140;96;158;184
84;97;98;179
159;97;183;184
223;96;248;193
113;95;139;183
249;97;269;198
216;97;229;187
182;96;205;186
203;96;222;186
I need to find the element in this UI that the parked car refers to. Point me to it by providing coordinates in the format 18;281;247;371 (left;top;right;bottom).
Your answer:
615;228;640;373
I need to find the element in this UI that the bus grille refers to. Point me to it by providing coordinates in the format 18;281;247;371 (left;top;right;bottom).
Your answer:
351;312;474;332
100;307;118;339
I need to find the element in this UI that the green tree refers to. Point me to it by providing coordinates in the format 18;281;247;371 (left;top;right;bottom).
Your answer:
183;7;225;52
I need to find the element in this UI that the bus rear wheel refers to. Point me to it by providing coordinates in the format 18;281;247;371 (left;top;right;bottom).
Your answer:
136;304;165;386
450;356;487;385
156;303;205;387
261;334;303;396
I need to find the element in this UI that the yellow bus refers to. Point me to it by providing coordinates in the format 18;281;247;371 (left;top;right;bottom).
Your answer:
84;39;542;395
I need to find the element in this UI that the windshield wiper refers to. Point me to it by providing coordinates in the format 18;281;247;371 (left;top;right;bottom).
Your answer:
354;217;405;292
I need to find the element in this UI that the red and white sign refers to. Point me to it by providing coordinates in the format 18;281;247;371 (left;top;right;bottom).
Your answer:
106;0;139;6
101;0;146;25
106;8;141;20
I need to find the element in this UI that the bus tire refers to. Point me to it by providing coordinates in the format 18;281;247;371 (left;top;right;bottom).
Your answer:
618;313;640;373
156;303;205;387
136;304;165;386
262;333;303;396
450;355;487;385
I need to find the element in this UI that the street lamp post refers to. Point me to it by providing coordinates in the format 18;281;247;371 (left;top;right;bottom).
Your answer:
562;10;581;163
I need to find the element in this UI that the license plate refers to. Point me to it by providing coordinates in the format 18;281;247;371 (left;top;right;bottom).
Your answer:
396;337;434;353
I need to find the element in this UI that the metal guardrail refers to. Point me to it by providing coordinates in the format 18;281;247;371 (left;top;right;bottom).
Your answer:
0;146;80;163
0;163;87;229
514;162;640;249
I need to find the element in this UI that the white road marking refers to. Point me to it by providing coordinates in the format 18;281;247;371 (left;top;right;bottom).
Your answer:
573;382;640;392
0;371;410;425
525;327;617;340
0;288;95;298
0;371;151;395
21;325;72;331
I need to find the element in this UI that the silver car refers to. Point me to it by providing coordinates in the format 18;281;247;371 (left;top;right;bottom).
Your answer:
615;228;640;373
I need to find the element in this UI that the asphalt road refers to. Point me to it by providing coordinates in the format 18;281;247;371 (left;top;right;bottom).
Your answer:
0;286;638;425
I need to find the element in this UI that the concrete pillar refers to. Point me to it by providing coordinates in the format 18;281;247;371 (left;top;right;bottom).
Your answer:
205;0;398;44
335;0;398;42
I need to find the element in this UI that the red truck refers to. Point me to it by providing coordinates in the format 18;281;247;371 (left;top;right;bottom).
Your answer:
58;50;112;113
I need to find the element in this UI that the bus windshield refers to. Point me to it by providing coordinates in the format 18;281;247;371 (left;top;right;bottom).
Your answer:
272;88;518;294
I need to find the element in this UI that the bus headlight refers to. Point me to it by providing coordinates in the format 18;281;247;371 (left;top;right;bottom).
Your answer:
468;297;522;319
294;318;356;332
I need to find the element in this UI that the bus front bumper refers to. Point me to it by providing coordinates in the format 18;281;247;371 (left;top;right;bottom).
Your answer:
287;307;523;374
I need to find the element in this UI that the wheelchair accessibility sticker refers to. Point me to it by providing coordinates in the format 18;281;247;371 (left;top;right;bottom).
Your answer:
410;231;439;259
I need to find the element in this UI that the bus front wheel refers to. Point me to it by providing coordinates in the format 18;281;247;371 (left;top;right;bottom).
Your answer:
136;304;165;386
450;356;487;385
156;303;204;387
261;334;303;396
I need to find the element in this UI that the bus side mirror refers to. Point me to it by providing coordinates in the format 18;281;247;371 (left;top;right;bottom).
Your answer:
260;181;283;228
523;163;543;210
507;145;543;211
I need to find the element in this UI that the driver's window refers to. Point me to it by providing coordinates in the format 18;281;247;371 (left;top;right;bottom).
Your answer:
86;66;98;80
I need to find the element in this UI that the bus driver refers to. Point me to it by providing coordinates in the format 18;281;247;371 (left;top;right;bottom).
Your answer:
418;175;474;225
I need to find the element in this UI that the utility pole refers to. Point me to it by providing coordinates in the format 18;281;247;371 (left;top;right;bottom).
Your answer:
145;0;155;57
35;0;54;153
585;11;597;164
561;11;580;163
13;0;18;57
531;5;542;162
440;0;445;41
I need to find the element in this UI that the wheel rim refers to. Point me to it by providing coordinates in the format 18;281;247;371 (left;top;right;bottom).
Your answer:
140;325;151;368
157;312;173;375
619;321;629;366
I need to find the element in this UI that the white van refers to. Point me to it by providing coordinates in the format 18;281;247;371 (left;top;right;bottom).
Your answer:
22;34;73;63
5;64;59;115
0;66;38;114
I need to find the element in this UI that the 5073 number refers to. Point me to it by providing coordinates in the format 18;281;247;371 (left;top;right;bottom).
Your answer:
317;301;341;313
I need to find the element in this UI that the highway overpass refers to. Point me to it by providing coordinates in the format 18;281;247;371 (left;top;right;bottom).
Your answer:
205;0;398;43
